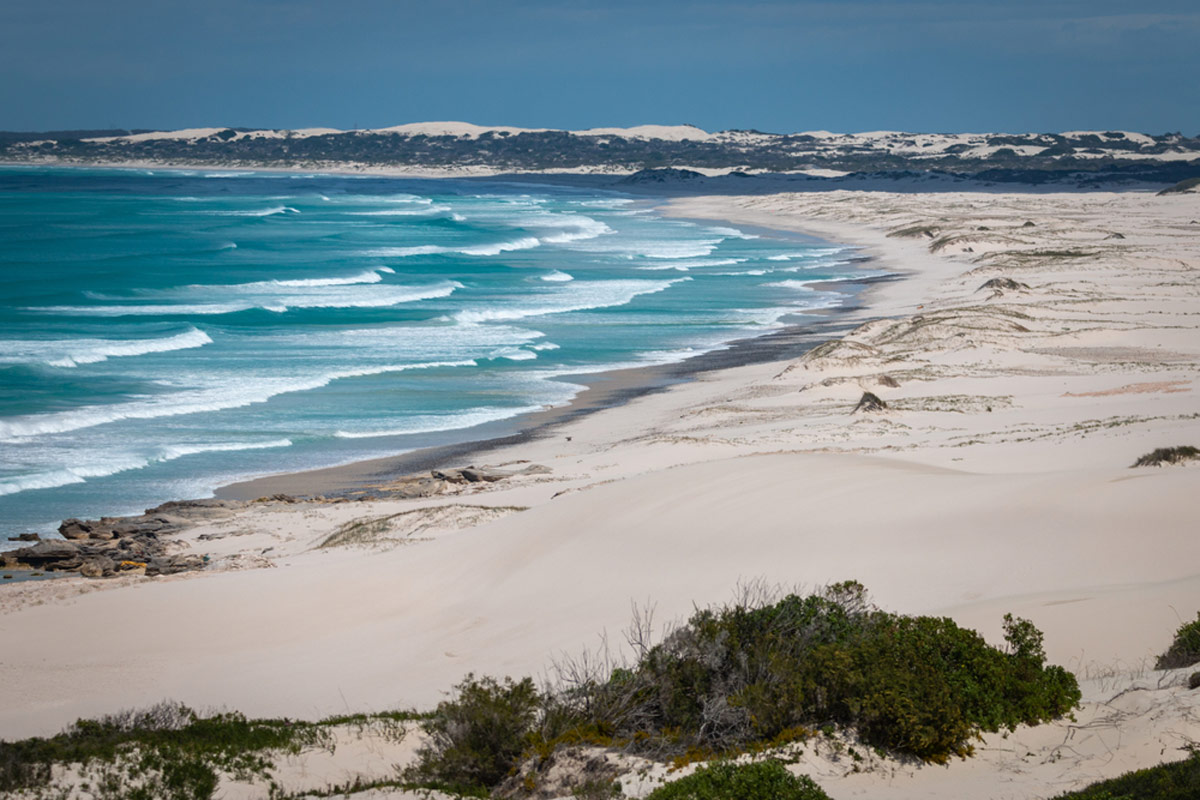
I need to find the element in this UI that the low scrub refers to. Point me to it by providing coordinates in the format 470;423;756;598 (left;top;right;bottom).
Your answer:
645;759;830;800
1156;612;1200;670
410;582;1081;794
1132;445;1200;468
0;703;420;799
0;702;327;798
407;675;540;796
1051;750;1200;799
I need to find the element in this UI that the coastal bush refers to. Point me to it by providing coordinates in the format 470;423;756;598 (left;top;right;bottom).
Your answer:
408;584;1080;792
407;674;541;796
0;701;328;798
536;582;1080;765
1156;612;1200;670
644;759;831;800
1050;750;1200;799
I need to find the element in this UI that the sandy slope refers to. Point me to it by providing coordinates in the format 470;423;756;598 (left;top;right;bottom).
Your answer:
2;188;1199;798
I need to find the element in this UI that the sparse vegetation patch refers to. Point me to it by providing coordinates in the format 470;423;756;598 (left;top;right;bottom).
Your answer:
1132;446;1200;468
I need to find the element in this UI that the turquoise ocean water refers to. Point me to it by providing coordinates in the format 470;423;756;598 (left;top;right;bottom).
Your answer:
0;166;865;540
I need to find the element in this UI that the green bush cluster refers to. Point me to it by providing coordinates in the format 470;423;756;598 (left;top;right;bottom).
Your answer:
546;582;1079;764
408;582;1081;794
1156;613;1200;670
644;759;830;800
1050;750;1200;799
407;675;541;796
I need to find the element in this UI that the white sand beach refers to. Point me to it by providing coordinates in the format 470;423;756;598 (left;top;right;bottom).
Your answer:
2;187;1198;797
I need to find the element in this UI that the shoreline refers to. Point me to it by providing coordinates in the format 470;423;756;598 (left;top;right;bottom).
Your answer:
217;271;892;502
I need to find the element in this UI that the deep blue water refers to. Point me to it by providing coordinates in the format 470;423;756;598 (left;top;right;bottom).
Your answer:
0;165;865;539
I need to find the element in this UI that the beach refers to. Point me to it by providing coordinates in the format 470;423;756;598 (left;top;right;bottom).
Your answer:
2;185;1199;797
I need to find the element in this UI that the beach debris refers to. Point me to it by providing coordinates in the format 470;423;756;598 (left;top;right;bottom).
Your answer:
1023;220;1037;227
877;375;901;388
853;392;888;413
1105;232;1126;239
1131;445;1199;468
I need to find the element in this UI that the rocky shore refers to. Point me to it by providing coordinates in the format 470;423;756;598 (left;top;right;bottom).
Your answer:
1;462;549;580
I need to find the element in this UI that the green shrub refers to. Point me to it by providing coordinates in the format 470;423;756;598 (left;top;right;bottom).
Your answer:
407;674;541;795
645;759;830;800
1156;613;1200;670
546;581;1080;764
1050;751;1200;799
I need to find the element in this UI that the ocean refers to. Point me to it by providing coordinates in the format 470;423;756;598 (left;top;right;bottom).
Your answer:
0;165;865;540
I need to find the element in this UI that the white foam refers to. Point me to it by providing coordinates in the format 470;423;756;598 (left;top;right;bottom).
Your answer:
452;279;687;324
706;225;759;239
460;236;542;256
0;439;293;497
333;405;544;439
345;205;453;217
540;271;574;282
491;348;538;361
32;280;459;316
366;236;543;258
2;328;213;368
270;268;390;287
205;206;300;217
765;279;822;290
0;360;478;441
636;258;747;271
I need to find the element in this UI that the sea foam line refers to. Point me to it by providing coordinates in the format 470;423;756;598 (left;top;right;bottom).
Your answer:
0;439;294;497
31;279;458;317
1;327;213;368
0;360;478;442
451;278;688;324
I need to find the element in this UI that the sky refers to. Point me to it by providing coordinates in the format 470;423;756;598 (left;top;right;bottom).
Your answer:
1;0;1197;135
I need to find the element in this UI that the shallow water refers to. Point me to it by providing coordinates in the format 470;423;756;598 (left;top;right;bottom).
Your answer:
0;165;866;538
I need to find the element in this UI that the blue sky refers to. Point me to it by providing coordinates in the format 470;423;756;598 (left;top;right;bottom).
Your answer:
2;0;1197;134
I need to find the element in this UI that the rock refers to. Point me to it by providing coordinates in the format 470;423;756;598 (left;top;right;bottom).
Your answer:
877;375;900;388
978;277;1030;293
460;467;506;483
145;555;204;577
1105;232;1125;239
15;540;81;561
58;518;94;540
853;392;888;413
7;532;40;542
1022;220;1036;227
431;468;469;483
79;556;116;579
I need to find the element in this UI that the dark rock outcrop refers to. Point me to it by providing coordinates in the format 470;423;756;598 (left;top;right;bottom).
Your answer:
853;392;888;413
2;498;239;579
978;277;1031;296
